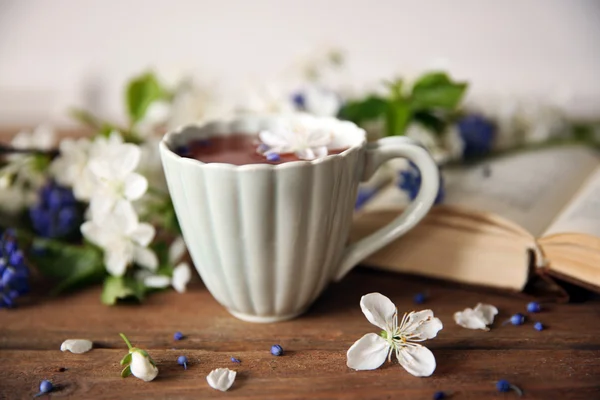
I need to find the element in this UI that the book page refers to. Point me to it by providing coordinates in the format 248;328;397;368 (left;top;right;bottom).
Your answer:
543;166;600;238
441;146;599;237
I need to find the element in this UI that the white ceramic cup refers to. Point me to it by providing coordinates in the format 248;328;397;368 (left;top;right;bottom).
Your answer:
160;114;439;322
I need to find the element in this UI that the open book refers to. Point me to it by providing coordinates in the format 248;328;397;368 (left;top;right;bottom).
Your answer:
351;145;600;294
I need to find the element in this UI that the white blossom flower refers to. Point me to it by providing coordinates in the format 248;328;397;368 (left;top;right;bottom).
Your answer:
60;339;93;354
206;368;236;391
50;137;95;201
10;124;55;152
130;351;159;382
81;200;158;276
518;101;570;144
259;123;332;161
120;333;158;382
346;293;443;377
454;303;498;330
86;132;148;212
301;86;342;117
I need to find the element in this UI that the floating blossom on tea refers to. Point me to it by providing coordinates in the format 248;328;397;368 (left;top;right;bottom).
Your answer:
346;293;443;377
119;333;158;382
206;368;236;392
258;123;332;161
81;200;158;276
454;303;498;330
60;339;93;354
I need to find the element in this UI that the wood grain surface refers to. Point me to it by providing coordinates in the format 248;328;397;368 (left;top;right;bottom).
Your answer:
1;269;599;400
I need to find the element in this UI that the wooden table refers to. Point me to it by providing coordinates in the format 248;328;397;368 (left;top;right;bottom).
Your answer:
1;269;599;400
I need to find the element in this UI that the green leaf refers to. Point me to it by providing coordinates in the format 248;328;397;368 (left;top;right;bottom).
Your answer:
411;71;468;111
413;111;447;135
69;108;103;129
126;72;165;123
385;99;411;136
121;365;132;378
337;96;388;124
29;239;105;295
120;352;132;366
101;276;146;306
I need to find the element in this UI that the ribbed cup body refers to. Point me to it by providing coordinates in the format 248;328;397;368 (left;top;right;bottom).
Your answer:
160;116;366;321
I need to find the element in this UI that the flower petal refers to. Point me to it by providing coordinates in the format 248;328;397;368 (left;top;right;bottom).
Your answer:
123;173;148;201
454;308;489;330
402;310;443;340
111;200;139;235
360;292;396;331
474;303;498;325
172;262;192;293
346;333;389;371
104;242;131;277
397;344;436;377
131;222;156;247
130;351;159;382
60;339;93;354
134;246;158;271
168;236;187;264
259;130;290;148
143;274;171;289
206;368;236;391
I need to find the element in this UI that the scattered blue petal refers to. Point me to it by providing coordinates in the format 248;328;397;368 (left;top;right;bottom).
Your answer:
457;114;496;159
271;344;283;356
496;379;511;392
413;293;427;305
34;380;53;397
177;355;188;370
433;391;446;400
231;357;241;363
534;322;544;331
510;313;526;326
526;302;541;313
173;331;184;341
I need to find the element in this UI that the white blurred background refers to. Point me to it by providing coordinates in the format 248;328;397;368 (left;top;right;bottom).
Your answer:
0;0;599;125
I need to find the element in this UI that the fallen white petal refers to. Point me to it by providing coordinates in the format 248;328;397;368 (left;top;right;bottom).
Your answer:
206;368;236;391
474;303;498;325
397;344;436;377
360;292;396;331
144;275;171;289
346;332;389;371
60;339;93;354
454;303;498;330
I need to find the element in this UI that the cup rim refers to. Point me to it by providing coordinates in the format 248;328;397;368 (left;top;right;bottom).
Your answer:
159;114;367;171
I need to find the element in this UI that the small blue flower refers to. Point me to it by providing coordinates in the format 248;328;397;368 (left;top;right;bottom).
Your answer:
177;355;188;370
173;331;184;341
526;302;541;313
398;162;445;204
266;153;281;162
413;293;427;305
29;181;81;239
510;313;526;326
271;344;283;356
231;357;241;363
0;230;29;308
457;114;496;159
534;322;544;331
34;380;53;397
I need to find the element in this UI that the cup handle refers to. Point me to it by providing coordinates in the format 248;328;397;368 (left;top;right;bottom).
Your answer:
334;136;439;281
